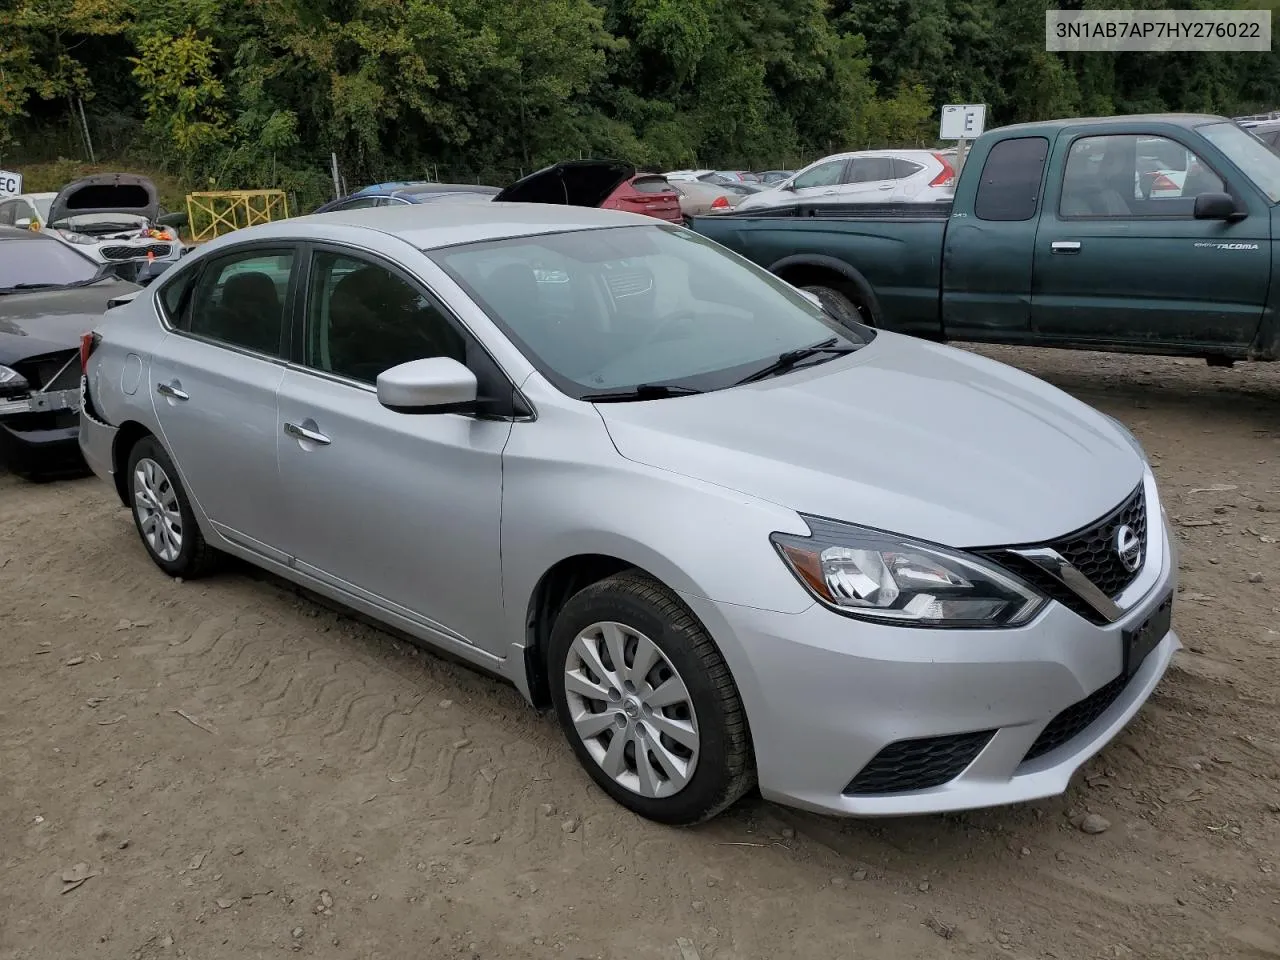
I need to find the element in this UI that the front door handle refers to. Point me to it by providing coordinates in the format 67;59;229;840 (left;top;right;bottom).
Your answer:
284;420;331;446
1051;240;1082;254
156;380;189;401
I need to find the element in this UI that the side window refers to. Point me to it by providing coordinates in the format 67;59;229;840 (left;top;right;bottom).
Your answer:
0;201;15;226
893;158;925;180
158;267;197;323
847;157;895;183
305;251;467;385
975;136;1049;222
186;250;294;356
792;160;847;189
1059;134;1224;219
337;196;382;210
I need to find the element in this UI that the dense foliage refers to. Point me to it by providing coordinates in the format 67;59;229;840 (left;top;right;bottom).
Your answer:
2;0;1278;207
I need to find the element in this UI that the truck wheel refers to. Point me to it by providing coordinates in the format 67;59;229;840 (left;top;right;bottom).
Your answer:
802;284;869;327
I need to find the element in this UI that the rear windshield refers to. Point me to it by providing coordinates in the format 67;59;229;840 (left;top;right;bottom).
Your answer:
1198;121;1280;203
631;177;674;194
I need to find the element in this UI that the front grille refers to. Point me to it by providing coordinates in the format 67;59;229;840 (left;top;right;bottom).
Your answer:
1049;485;1147;598
101;243;172;261
1022;674;1127;763
844;730;994;796
974;483;1148;626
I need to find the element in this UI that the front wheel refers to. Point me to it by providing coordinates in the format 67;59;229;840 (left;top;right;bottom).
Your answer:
549;570;755;824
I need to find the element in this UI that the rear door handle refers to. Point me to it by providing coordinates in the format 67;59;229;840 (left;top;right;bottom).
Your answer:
284;420;331;446
1051;240;1082;254
156;380;189;401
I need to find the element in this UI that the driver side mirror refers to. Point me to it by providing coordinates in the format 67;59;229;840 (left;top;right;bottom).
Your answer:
14;217;32;228
377;357;477;414
780;181;797;191
1193;192;1243;221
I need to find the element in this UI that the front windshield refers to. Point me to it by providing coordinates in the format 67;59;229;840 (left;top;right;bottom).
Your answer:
0;237;100;290
430;225;873;397
34;198;53;221
1198;121;1280;203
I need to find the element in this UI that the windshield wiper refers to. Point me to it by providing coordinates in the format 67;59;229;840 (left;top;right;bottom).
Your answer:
586;383;705;403
0;276;108;295
734;337;857;385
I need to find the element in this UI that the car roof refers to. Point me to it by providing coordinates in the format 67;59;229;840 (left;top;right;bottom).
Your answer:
212;202;656;251
992;113;1229;136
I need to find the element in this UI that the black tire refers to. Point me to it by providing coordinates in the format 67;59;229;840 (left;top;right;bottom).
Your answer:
802;283;869;328
548;569;755;824
125;435;221;578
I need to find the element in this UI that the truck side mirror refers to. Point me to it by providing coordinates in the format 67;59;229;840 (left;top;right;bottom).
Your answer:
1193;192;1242;221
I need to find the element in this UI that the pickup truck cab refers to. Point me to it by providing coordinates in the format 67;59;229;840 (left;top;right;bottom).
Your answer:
692;114;1280;362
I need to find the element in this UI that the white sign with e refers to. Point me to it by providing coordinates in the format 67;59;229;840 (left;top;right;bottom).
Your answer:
0;169;23;197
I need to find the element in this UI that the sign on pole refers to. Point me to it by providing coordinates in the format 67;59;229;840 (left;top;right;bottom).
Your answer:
0;169;22;197
939;104;987;141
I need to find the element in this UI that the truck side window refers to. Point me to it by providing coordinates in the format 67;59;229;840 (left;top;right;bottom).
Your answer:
974;137;1049;222
1059;134;1224;219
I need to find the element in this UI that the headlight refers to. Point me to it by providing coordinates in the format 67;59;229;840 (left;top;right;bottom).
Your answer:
772;516;1046;628
57;230;97;245
0;364;31;397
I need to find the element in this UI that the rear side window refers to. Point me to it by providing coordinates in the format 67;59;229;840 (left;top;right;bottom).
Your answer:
974;136;1049;221
185;250;295;357
158;268;196;323
893;158;925;179
848;157;895;183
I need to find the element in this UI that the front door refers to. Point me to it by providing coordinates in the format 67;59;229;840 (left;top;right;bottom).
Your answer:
149;246;297;560
275;246;512;653
1032;131;1270;349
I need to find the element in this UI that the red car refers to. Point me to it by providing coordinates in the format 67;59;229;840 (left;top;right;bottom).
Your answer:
493;161;683;225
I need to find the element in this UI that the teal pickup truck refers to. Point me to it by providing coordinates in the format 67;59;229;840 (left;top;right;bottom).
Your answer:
692;114;1280;363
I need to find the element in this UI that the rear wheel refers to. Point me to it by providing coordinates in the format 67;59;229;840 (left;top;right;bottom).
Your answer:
126;435;220;578
548;570;755;824
801;284;870;328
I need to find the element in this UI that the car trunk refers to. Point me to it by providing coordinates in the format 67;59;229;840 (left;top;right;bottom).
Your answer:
493;160;635;207
605;175;683;223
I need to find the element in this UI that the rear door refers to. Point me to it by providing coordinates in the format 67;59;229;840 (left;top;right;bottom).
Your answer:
150;245;297;560
1031;129;1270;349
832;156;897;203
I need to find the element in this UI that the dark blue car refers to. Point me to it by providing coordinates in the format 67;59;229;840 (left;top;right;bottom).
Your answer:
313;181;502;214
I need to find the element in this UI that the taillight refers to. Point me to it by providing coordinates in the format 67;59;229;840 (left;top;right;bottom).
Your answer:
80;331;100;374
1150;173;1179;191
929;153;956;188
710;195;730;209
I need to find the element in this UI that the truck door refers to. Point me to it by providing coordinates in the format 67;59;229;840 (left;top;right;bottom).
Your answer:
1031;130;1269;349
941;136;1050;340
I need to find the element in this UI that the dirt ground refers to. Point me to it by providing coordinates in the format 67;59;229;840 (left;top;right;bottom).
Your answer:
2;346;1278;960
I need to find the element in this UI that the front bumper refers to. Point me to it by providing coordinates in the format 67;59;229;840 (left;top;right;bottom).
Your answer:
681;507;1179;818
0;410;84;478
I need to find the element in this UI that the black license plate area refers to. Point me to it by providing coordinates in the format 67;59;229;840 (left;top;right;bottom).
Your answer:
1123;592;1173;677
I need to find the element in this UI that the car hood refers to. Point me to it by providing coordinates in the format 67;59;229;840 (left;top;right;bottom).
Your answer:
48;173;160;227
494;160;635;207
595;334;1145;548
0;279;138;364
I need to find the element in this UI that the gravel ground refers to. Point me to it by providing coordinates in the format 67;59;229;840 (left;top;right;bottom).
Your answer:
1;345;1278;960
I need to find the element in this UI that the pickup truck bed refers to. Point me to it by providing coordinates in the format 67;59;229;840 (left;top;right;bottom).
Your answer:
693;113;1280;362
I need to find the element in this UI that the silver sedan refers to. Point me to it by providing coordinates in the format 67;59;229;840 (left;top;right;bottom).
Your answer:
79;203;1178;823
